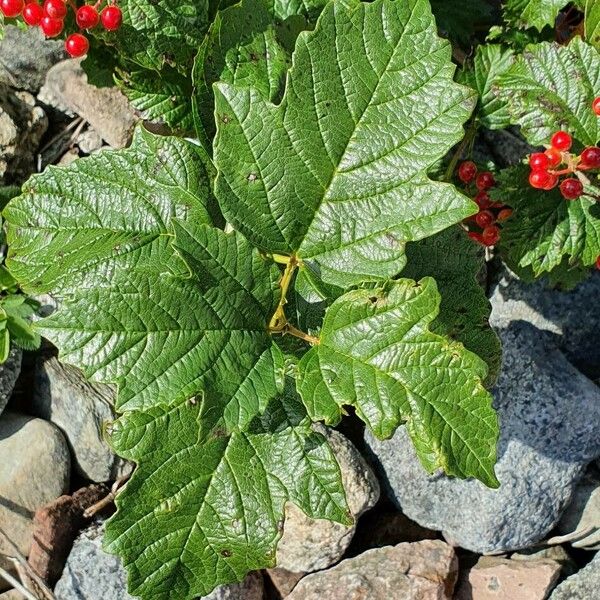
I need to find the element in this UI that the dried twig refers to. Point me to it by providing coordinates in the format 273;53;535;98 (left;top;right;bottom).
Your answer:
0;566;38;600
83;475;130;518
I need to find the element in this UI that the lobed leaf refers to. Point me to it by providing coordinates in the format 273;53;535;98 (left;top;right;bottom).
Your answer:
503;0;570;32
297;277;499;487
4;128;216;295
493;165;600;275
105;390;350;600
214;0;477;287
586;0;600;50
497;37;600;147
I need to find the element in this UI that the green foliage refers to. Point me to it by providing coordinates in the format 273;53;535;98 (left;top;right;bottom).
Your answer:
503;0;571;32
214;0;477;287
585;0;600;49
430;0;493;43
297;277;499;487
493;165;600;275
458;44;515;129
498;37;600;147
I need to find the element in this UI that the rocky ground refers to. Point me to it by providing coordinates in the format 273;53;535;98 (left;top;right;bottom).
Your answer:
1;25;600;600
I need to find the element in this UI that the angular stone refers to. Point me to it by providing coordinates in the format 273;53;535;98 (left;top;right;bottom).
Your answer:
266;567;305;597
549;551;600;599
365;322;600;553
0;412;70;557
455;556;561;600
39;59;138;149
276;427;379;572
0;348;21;416
33;356;130;482
286;540;458;600
0;26;65;93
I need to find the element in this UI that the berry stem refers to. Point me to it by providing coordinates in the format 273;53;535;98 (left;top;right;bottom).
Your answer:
444;121;477;183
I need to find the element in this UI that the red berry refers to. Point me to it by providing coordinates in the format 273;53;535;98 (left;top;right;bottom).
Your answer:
545;147;562;168
457;160;477;184
468;231;484;245
559;178;584;200
593;98;600;117
475;210;495;229
482;225;500;246
65;33;89;57
22;1;42;24
40;14;62;36
43;0;65;18
551;131;572;151
529;152;549;170
580;146;600;169
475;171;495;191
542;173;558;190
76;4;99;28
0;0;24;17
596;256;600;270
101;4;122;30
529;169;552;189
497;208;513;222
474;191;491;209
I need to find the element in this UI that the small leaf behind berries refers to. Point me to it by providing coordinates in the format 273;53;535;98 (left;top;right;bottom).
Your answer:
586;0;600;50
457;44;515;130
399;226;501;386
214;0;477;287
105;389;349;600
492;165;600;274
4;128;217;294
498;37;600;146
297;277;500;488
503;0;571;32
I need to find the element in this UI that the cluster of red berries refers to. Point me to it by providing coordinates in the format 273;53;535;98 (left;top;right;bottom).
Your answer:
0;0;122;58
527;98;600;200
457;161;512;247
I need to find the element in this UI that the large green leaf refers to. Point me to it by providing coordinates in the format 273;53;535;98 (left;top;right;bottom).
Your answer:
214;0;477;287
193;0;293;148
108;0;210;71
118;67;195;136
498;37;600;147
399;227;501;386
297;277;499;487
266;0;329;21
4;128;216;295
457;44;515;129
493;165;600;275
503;0;570;31
37;223;284;418
104;391;349;600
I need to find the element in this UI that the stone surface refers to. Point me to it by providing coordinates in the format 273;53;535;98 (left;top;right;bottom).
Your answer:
511;546;576;577
455;556;561;600
286;540;458;600
0;412;70;557
549;551;600;599
490;268;600;380
33;355;130;482
266;567;305;597
276;427;380;572
0;84;47;184
76;128;103;154
365;322;600;554
555;469;600;550
55;521;265;600
39;59;138;149
0;348;21;416
0;26;65;92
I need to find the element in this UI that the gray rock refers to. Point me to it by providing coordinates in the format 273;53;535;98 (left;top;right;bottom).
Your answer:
0;84;47;184
33;356;130;482
286;540;458;600
276;427;380;572
549;551;600;599
0;347;21;416
55;522;264;600
490;268;600;380
481;127;537;168
0;26;65;93
39;60;138;149
365;322;600;554
76;128;103;154
0;412;69;557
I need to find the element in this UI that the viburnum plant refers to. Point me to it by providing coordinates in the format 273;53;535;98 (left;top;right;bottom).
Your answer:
1;0;600;598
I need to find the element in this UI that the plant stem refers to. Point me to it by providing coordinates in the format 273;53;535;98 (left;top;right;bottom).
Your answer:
271;253;292;264
268;257;298;331
444;121;478;182
0;567;38;600
284;323;320;345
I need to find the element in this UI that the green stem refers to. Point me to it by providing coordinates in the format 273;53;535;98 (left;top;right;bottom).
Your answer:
268;257;298;331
